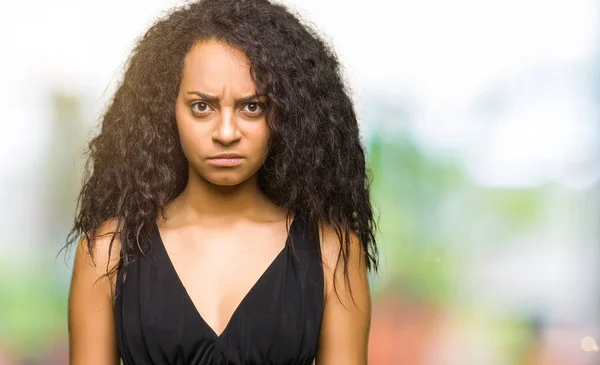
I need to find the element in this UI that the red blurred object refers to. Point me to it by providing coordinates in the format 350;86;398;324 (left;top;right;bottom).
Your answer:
368;293;442;365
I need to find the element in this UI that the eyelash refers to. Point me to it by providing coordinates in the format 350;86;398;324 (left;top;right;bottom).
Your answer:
190;102;266;115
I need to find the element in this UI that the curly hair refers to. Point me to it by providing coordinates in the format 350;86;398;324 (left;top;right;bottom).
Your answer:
67;0;378;294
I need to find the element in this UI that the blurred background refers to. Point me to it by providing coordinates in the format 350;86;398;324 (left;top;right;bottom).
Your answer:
0;0;599;364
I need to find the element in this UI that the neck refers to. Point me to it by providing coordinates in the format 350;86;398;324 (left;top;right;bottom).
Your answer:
173;169;270;223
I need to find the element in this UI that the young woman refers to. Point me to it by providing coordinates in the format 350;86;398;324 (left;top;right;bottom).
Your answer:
67;0;378;364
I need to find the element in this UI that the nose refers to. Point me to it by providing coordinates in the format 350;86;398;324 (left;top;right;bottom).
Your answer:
212;109;241;145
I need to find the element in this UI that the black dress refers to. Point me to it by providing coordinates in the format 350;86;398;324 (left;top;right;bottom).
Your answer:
114;214;324;365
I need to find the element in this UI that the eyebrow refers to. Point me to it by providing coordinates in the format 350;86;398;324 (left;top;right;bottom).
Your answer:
186;91;266;105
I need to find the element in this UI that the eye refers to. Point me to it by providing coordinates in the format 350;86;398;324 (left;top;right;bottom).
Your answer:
191;102;212;114
242;102;264;115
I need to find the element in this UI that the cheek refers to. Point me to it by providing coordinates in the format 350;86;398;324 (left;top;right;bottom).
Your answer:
175;111;205;158
258;119;271;143
253;123;271;158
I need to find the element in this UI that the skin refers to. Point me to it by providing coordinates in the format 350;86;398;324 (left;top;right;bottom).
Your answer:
68;40;370;365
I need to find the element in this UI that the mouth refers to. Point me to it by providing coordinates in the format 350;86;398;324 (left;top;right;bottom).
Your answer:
207;154;244;167
209;153;243;159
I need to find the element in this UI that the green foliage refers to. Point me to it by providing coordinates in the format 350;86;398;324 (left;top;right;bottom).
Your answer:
367;130;547;304
0;254;67;354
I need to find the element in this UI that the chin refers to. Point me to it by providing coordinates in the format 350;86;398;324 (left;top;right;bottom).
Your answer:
207;177;244;187
190;162;261;188
202;171;255;187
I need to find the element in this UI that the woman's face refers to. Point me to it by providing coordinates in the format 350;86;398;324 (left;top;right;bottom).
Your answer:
175;39;270;187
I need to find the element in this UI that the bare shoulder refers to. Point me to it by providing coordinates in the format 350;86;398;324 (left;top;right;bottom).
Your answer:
69;217;122;364
89;218;123;258
74;218;123;281
317;221;369;302
315;220;371;364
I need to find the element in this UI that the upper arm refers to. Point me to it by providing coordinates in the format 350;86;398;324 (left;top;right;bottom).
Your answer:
316;224;372;365
68;219;122;365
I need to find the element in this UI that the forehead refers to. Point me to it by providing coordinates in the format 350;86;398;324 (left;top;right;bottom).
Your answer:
180;40;256;93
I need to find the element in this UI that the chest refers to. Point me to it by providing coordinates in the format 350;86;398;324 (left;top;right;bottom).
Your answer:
115;216;325;365
165;229;285;293
159;225;290;333
117;246;324;365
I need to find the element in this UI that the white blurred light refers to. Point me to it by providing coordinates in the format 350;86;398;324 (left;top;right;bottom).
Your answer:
581;336;598;352
465;90;598;188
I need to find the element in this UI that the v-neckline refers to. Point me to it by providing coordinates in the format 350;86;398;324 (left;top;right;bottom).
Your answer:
152;214;298;339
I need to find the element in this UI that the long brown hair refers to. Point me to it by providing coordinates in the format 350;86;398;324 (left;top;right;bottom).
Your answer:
66;0;378;293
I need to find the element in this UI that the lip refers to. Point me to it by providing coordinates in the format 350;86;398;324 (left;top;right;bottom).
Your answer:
207;154;244;167
209;153;243;159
